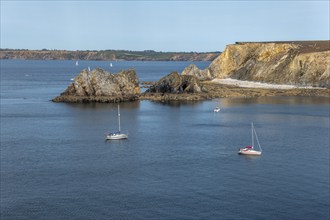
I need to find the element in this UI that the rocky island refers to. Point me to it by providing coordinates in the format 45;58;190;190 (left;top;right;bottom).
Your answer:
53;41;330;103
52;68;140;103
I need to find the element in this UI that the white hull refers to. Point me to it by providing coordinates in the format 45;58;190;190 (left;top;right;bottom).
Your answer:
106;133;128;140
238;149;262;156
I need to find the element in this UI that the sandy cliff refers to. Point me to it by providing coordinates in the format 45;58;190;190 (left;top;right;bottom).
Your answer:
183;41;330;88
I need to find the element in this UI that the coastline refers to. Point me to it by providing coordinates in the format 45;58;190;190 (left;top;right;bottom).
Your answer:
54;79;330;103
211;78;327;90
139;81;330;102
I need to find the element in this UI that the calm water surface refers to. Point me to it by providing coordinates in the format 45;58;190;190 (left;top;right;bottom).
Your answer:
1;60;329;219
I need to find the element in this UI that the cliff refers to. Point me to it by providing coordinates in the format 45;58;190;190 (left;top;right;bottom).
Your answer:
182;41;330;88
52;68;140;103
0;49;219;61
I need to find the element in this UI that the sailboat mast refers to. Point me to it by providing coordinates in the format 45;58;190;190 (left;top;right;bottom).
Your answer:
118;104;121;132
251;122;254;147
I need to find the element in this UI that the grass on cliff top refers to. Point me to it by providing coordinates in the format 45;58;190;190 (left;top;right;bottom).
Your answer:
236;40;330;53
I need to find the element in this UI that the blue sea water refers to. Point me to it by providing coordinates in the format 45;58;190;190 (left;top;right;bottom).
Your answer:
1;60;329;219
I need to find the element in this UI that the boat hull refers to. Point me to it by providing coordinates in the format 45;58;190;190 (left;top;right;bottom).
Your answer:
106;133;128;140
238;149;262;156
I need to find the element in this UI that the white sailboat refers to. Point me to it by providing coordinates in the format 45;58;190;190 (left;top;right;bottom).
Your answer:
105;104;128;140
238;122;262;156
110;62;113;67
213;107;221;112
75;61;79;66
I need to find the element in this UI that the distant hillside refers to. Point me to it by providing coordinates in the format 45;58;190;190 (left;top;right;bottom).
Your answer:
0;49;219;61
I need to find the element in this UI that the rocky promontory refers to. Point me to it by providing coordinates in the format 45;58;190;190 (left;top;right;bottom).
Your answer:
140;72;209;101
52;68;140;103
183;41;330;88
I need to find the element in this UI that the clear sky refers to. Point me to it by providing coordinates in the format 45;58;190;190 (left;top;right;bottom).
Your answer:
1;0;329;52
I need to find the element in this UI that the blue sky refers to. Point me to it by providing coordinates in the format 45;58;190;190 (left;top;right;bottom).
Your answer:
1;0;329;52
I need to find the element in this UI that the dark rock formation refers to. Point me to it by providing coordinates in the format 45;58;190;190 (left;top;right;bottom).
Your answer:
140;72;210;102
52;68;140;103
146;72;206;94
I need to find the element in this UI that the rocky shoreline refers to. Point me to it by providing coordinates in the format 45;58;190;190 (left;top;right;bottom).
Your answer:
52;68;329;103
52;41;330;103
140;81;329;102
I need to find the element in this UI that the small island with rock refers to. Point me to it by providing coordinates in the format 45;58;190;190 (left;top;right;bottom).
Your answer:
52;68;140;103
52;41;330;103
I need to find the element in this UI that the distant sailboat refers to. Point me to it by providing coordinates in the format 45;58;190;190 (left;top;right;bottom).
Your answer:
238;122;262;156
88;66;91;71
110;62;113;67
75;61;79;66
105;104;128;140
213;107;221;112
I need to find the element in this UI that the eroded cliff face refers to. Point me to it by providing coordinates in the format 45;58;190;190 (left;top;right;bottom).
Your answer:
186;41;330;88
52;68;140;102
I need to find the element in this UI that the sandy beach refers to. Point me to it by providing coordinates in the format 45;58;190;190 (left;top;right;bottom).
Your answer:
212;78;325;90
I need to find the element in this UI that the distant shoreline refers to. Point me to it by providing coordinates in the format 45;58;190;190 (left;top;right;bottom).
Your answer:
0;49;219;61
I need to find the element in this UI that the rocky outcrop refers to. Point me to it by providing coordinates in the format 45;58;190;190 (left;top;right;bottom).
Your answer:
181;64;213;80
52;68;140;102
184;41;330;88
146;72;206;94
140;72;209;102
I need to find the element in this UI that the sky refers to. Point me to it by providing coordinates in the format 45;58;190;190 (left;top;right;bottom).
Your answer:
0;0;329;52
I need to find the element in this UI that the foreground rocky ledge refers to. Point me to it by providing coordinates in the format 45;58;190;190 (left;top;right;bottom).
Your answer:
52;95;139;103
140;81;329;102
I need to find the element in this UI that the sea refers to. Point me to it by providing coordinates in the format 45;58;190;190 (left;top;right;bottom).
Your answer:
1;60;329;219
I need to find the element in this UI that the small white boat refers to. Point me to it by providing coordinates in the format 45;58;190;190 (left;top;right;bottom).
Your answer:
106;132;128;140
110;62;113;67
75;61;79;66
213;107;221;112
106;104;128;140
238;122;262;156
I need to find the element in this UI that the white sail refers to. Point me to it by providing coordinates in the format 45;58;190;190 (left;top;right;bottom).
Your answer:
253;124;262;152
